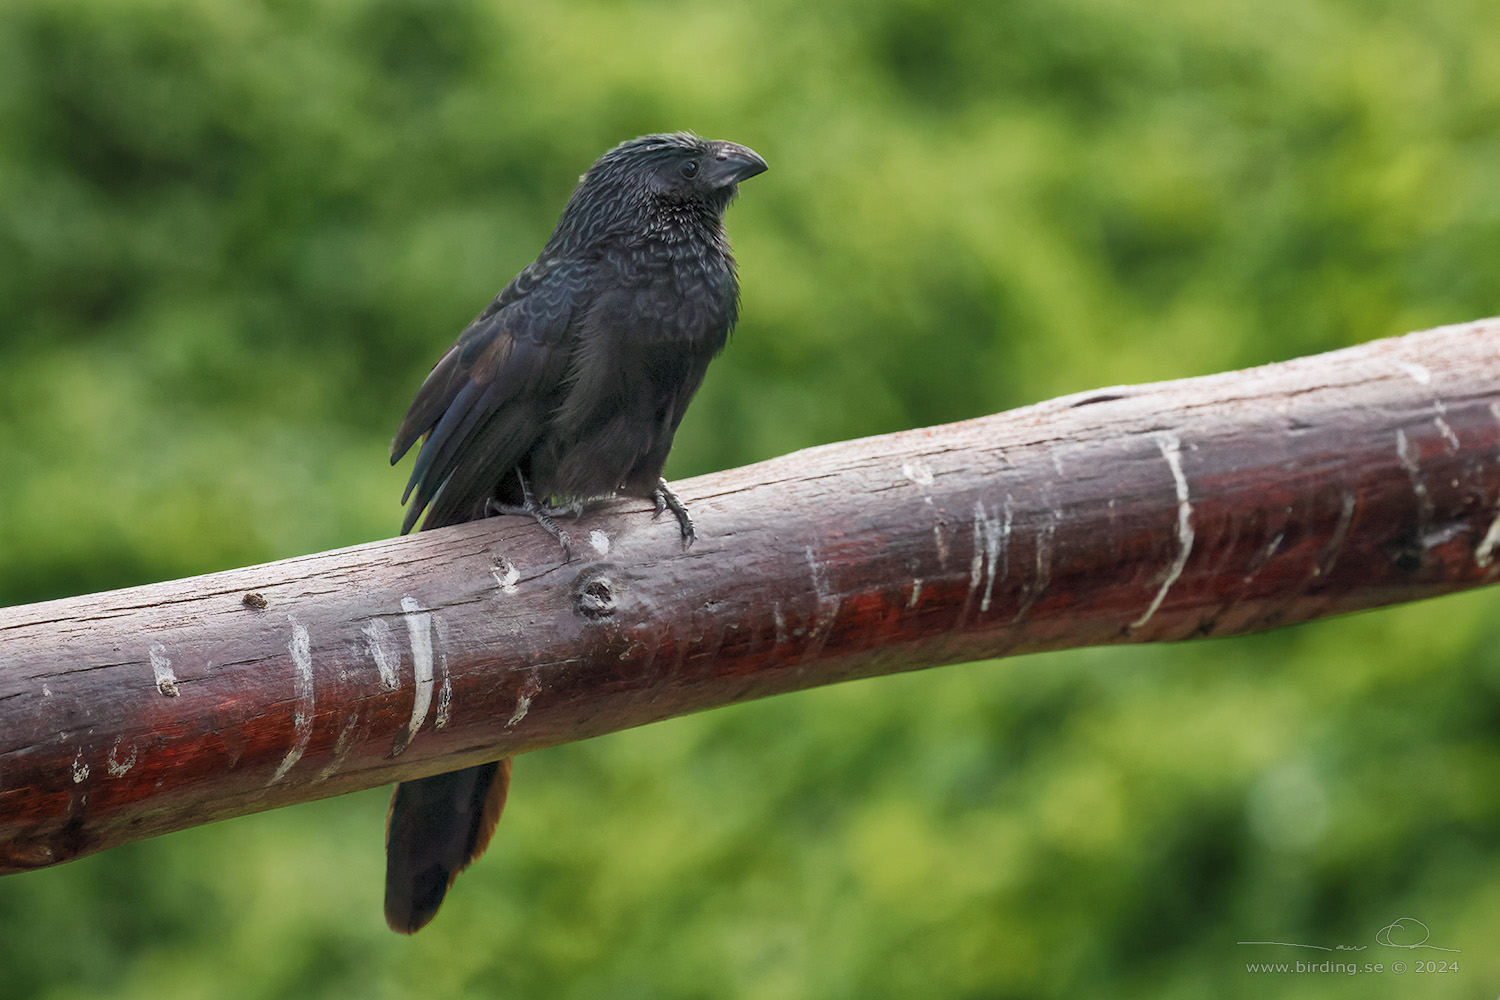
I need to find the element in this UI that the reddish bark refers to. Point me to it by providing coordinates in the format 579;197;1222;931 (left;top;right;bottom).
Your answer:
2;319;1499;873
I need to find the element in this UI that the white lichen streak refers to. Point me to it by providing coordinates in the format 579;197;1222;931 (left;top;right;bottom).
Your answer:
1315;491;1357;577
268;618;315;784
802;547;843;660
967;520;984;602
316;711;361;782
1396;359;1463;451
1476;403;1500;570
399;597;435;752
589;530;611;555
1130;432;1195;630
507;670;542;727
1433;414;1461;452
1003;495;1015;582
492;558;520;594
361;619;401;691
436;671;453;729
932;523;950;569
1033;513;1056;601
1395;429;1434;522
1010;512;1056;625
908;578;923;608
106;741;137;777
506;693;532;727
148;643;180;697
970;500;1010;614
1263;532;1285;562
72;749;89;784
1478;512;1500;569
433;617;453;730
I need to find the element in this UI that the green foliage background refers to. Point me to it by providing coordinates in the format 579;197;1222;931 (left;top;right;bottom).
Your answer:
3;0;1500;996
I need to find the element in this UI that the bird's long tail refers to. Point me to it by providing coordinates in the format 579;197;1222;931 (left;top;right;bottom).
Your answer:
384;757;512;933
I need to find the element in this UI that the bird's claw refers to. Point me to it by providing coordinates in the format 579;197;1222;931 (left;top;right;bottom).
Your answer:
651;478;695;549
486;469;575;560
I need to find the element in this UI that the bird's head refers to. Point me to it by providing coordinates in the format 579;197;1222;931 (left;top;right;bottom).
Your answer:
550;132;767;250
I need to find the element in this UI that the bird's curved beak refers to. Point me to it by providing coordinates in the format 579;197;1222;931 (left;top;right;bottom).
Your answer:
705;142;768;187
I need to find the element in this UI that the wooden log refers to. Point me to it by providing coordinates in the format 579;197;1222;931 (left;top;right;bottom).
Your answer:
2;319;1499;874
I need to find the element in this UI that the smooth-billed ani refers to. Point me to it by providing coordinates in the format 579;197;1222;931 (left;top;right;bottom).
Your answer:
384;132;766;933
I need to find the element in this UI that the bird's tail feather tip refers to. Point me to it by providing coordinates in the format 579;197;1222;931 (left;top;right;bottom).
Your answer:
385;867;451;934
383;758;512;934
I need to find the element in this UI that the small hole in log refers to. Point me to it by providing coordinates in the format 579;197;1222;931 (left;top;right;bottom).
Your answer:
574;572;617;621
1385;534;1424;574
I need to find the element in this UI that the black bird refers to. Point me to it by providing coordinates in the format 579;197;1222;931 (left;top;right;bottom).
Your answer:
384;132;767;933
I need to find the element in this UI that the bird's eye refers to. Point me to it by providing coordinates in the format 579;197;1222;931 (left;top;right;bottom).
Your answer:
679;159;700;179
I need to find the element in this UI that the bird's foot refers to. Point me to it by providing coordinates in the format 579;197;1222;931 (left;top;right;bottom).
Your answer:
486;469;574;560
651;478;695;549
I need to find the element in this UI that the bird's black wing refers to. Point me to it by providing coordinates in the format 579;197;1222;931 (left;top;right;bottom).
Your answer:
392;255;589;532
